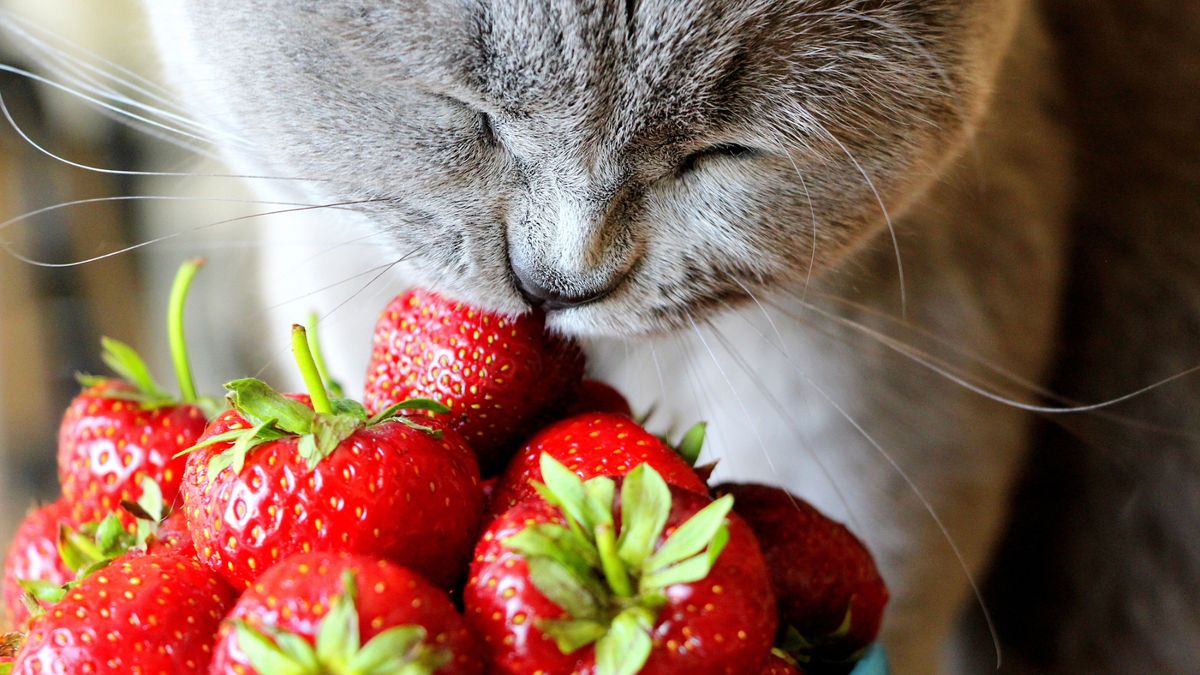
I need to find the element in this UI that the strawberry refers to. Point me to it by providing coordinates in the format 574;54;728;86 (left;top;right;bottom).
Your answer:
563;379;633;418
1;501;75;630
210;551;484;674
489;413;709;518
363;288;585;473
9;478;194;626
181;326;483;590
58;259;214;526
713;484;889;669
9;548;236;673
466;455;777;675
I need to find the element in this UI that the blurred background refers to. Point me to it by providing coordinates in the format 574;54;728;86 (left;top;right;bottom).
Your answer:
0;1;315;564
0;0;162;556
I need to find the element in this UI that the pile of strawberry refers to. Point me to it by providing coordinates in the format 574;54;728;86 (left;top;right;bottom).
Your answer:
0;264;889;675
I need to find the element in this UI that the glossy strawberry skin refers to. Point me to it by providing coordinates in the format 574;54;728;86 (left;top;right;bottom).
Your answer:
58;381;207;526
713;484;888;664
489;413;709;518
182;406;483;590
11;549;236;674
561;380;633;418
210;551;484;675
466;487;778;675
363;289;585;473
2;500;76;630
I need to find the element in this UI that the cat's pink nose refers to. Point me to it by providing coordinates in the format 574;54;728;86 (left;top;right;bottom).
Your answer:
511;260;617;311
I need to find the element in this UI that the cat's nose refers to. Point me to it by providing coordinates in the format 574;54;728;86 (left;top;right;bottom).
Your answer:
510;260;616;310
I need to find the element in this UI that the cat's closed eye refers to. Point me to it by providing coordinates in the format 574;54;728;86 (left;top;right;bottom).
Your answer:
676;143;760;176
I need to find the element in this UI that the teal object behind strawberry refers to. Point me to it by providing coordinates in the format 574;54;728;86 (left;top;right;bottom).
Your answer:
57;259;215;528
180;326;484;589
466;456;777;675
210;551;484;674
363;289;586;474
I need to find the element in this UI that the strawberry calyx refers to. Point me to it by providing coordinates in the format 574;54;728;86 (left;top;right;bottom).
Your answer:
502;454;735;675
778;609;865;667
180;325;450;481
234;570;452;675
0;631;21;675
673;422;707;466
18;478;172;616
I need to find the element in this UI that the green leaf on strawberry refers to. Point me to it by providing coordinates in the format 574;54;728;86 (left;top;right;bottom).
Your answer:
503;455;734;675
674;422;707;466
183;389;447;476
18;477;185;618
1;631;23;672
234;570;452;675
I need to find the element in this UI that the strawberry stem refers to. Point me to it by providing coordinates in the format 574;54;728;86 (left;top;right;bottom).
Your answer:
291;325;333;415
306;312;344;399
168;258;204;403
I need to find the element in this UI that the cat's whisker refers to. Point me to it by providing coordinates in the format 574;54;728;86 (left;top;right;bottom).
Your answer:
648;339;669;421
704;313;865;534
671;329;721;460
249;251;414;380
686;314;782;478
1;32;241;149
771;141;820;301
800;110;908;318
0;64;215;146
727;297;1002;667
715;290;864;529
0;8;179;103
776;294;1200;422
0;83;321;182
0;194;369;235
0;198;389;268
0;11;252;151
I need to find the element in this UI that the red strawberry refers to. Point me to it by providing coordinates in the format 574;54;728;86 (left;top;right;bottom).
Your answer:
489;413;709;518
58;259;214;526
466;455;777;675
9;548;237;673
7;479;194;629
713;484;888;668
363;289;585;473
2;501;75;630
563;379;633;418
58;384;207;525
210;551;484;674
181;327;483;590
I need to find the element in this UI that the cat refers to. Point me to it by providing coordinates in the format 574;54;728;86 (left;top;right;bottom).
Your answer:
136;1;1200;672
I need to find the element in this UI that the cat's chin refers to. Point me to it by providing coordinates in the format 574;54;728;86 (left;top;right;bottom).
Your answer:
542;304;692;340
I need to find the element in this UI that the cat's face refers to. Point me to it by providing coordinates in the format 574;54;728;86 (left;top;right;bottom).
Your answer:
147;0;1020;336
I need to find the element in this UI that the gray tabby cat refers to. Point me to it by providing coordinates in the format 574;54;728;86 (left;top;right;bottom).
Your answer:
143;1;1200;672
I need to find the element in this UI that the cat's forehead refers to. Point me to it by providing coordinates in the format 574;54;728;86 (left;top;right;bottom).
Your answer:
449;0;789;148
